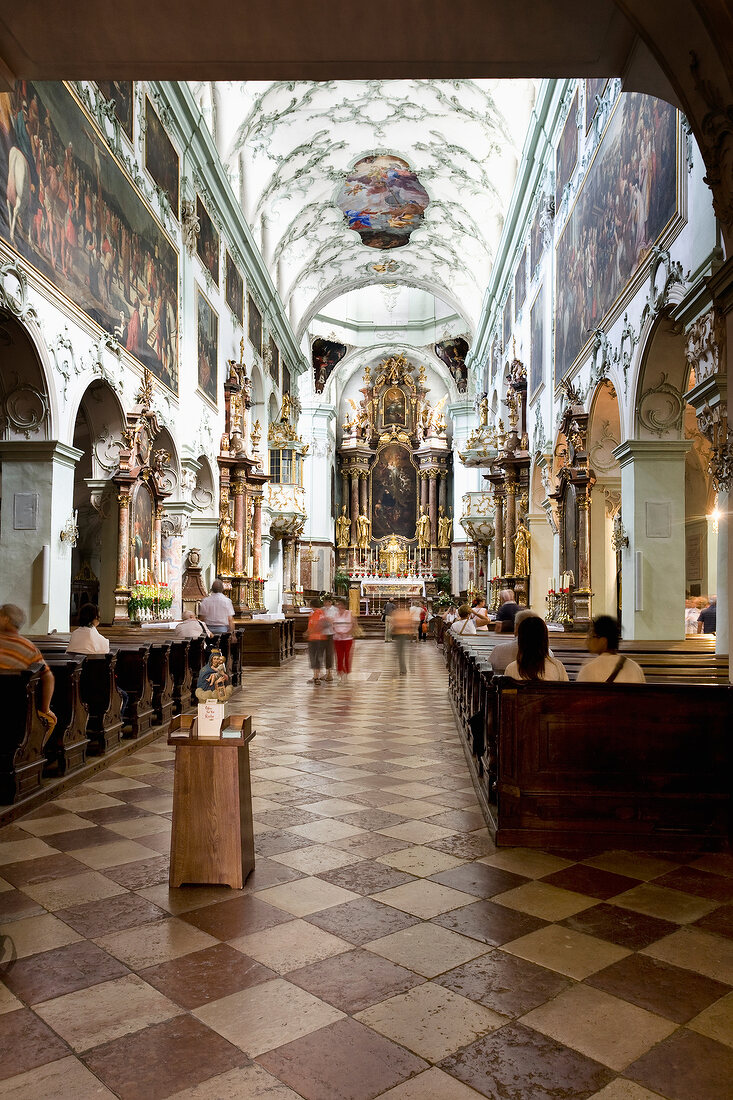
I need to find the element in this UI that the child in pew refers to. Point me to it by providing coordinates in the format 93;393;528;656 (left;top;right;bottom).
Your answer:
504;615;569;682
577;615;646;683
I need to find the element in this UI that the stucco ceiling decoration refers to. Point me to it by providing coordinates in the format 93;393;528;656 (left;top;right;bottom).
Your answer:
204;78;536;338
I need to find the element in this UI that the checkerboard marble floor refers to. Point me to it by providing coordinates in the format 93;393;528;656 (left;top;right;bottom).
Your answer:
1;642;732;1099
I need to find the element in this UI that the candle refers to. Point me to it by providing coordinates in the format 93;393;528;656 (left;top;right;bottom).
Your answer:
495;558;502;578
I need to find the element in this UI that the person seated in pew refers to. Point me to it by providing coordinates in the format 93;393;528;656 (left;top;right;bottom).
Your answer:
0;603;56;739
577;615;645;683
505;615;569;681
494;589;519;634
67;603;110;654
174;610;212;640
491;608;548;674
450;604;477;636
470;596;491;632
199;579;235;640
697;595;717;636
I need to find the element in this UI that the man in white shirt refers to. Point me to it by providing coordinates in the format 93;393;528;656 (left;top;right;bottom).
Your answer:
174;610;212;640
450;605;477;636
67;604;110;654
577;615;646;683
198;579;235;637
491;608;539;673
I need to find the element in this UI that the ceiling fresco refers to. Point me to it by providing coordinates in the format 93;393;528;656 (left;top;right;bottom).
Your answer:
195;79;536;341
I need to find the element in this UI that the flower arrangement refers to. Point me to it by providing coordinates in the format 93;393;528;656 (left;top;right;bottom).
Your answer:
128;581;173;622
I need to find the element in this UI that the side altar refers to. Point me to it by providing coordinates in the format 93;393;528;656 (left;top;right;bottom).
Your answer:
335;353;453;586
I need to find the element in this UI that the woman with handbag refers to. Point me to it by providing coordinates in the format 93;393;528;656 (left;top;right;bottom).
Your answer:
333;597;357;681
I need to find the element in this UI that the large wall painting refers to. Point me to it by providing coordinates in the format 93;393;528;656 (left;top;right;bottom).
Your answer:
336;154;430;250
0;81;178;391
313;336;346;393
555;92;678;385
556;91;579;208
371;443;417;540
530;284;544;399
225;251;244;324
514;248;527;315
144;97;179;216
248;293;262;355
96;81;134;141
268;336;280;385
196;286;218;405
196;195;219;285
502;294;512;353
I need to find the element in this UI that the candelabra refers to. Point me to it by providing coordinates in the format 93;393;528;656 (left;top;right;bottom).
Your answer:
60;511;79;547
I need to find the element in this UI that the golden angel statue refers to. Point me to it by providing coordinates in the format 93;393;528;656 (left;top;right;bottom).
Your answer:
416;505;431;549
513;522;531;576
336;505;351;548
356;512;371;550
217;506;238;575
437;505;453;548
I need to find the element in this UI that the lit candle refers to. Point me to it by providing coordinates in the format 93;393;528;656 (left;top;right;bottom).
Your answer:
495;558;502;578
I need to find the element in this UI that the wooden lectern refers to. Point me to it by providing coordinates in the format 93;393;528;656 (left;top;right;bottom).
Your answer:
167;713;256;888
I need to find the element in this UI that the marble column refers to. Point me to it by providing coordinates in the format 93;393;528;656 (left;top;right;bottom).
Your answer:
232;481;246;574
577;484;591;592
350;470;360;544
438;472;447;514
360;471;368;520
252;492;263;579
494;487;504;576
116;489;131;593
282;537;293;599
342;471;349;516
505;479;517;575
428;471;438;546
294;540;302;596
154;507;163;583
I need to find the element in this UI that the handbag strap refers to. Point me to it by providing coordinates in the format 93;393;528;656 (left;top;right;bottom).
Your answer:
605;655;626;683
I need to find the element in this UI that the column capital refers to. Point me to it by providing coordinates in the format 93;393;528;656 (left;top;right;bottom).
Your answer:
613;440;693;468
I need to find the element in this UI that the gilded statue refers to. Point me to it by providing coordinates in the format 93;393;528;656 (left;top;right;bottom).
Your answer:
356;512;371;550
218;506;238;575
416;504;431;549
513;522;531;576
336;505;351;548
438;505;453;548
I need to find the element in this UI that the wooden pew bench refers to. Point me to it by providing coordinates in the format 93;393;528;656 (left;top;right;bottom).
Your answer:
0;664;48;804
38;646;124;756
42;656;89;777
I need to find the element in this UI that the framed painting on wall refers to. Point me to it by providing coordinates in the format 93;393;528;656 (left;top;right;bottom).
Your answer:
196;196;219;285
268;337;280;385
144;97;179;216
196;287;218;405
96;81;134;141
131;481;154;573
248;294;262;355
530;284;544;399
371;443;418;540
225;251;244;324
556;91;579;208
514;248;527;315
555;92;678;386
0;81;178;393
503;293;512;354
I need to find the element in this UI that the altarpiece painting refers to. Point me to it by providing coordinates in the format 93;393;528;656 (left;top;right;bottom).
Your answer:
371;444;417;540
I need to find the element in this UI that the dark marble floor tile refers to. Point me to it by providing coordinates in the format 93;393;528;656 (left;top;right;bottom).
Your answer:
339;809;409;831
540;864;641;900
140;943;274;1008
3;939;129;1004
55;892;168;938
317;860;416;896
305;896;421;945
288;947;423;1014
0;853;87;887
427;832;496;860
240;858;304;892
83;1013;249;1100
429;862;528;899
270;789;336;805
653;866;733;903
434;898;547;947
0;1008;69;1081
587;952;732;1023
254;807;322;829
434;950;572;1017
105;856;170;890
329;833;412;859
254;831;314;858
695;902;733;940
0;889;44;923
561;902;678;951
132;832;171;855
43;826;120;852
426;791;482;810
626;1028;733;1100
21;802;71;820
427;809;488;832
257;1016;427;1100
113;785;170;805
181;894;294;939
440;1021;613;1100
78;804;154;824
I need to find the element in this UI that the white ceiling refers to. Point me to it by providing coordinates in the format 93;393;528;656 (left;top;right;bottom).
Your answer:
194;79;537;351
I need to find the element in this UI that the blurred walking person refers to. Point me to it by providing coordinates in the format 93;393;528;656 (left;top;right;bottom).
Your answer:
391;601;414;677
305;598;328;685
333;597;355;682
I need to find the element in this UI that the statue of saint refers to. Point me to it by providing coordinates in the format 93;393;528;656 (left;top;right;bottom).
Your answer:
218;508;238;575
416;505;431;549
438;505;453;548
513;522;531;576
356;512;371;550
335;505;351;548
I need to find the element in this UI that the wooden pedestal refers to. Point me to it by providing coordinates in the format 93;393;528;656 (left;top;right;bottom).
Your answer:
168;716;255;888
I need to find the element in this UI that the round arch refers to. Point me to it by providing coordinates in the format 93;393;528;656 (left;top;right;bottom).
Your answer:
0;315;55;441
325;342;462;409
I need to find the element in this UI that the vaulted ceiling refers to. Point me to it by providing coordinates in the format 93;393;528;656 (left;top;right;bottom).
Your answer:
195;79;536;343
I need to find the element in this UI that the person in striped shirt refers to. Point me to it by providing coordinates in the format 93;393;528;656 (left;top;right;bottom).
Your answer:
0;604;56;733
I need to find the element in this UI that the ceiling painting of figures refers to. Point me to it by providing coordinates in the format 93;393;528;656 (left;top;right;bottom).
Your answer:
336;155;430;250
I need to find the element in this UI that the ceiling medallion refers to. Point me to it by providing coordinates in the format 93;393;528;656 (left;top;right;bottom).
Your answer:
336;155;429;250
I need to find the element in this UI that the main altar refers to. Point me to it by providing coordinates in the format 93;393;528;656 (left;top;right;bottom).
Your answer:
336;353;453;594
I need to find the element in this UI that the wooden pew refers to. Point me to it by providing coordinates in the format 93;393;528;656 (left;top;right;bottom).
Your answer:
114;646;154;737
168;638;192;715
42;656;89;777
187;635;209;706
146;642;174;731
491;678;732;850
0;664;48;804
238;619;294;667
38;646;124;756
